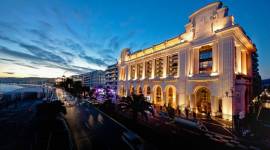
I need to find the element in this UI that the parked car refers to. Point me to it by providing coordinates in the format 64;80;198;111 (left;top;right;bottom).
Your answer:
121;131;144;150
174;117;208;134
159;111;171;121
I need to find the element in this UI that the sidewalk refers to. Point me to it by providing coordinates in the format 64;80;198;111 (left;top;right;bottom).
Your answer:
115;109;262;150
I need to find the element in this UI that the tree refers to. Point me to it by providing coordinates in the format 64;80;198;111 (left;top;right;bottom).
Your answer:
118;94;154;121
72;81;83;97
252;51;262;99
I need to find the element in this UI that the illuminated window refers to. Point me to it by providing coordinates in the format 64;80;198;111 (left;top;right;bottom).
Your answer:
199;46;212;74
168;87;173;105
156;87;162;102
131;65;136;79
147;86;151;95
145;61;152;78
155;58;164;77
137;63;143;79
137;87;142;95
130;86;134;94
167;54;178;77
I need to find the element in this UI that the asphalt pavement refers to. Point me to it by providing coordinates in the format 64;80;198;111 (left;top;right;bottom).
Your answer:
58;89;139;150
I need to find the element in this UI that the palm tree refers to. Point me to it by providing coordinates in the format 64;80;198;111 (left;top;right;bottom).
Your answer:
118;94;154;121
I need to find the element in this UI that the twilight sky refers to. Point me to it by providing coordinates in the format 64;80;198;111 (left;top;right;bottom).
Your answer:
0;0;269;79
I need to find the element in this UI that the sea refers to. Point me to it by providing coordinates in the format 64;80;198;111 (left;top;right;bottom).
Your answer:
0;83;24;94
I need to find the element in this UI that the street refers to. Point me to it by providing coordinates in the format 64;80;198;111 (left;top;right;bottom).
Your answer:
57;89;144;150
57;88;262;150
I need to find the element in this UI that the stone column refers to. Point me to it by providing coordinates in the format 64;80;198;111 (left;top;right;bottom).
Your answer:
222;97;232;120
211;96;218;116
175;92;179;109
151;60;155;78
142;61;145;79
125;66;128;81
134;63;138;80
241;51;247;75
189;49;194;75
128;65;131;80
163;56;167;78
163;91;167;106
179;93;185;108
235;46;242;74
177;52;180;77
190;94;196;112
212;43;219;73
193;48;199;74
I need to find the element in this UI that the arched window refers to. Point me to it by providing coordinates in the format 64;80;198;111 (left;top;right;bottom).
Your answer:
156;87;162;102
147;86;151;95
168;87;173;105
168;88;173;97
196;87;211;113
137;87;142;94
130;86;134;94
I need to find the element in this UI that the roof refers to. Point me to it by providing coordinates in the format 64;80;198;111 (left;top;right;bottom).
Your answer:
189;2;222;19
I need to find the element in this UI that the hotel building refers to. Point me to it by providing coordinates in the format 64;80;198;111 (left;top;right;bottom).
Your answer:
117;2;256;121
105;63;118;90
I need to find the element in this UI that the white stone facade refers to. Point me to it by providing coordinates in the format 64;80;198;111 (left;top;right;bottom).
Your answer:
117;2;255;121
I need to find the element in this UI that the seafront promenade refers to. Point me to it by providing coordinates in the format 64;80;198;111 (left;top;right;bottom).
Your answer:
0;83;54;108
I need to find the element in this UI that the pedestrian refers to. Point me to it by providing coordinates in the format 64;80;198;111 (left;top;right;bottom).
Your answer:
185;107;189;119
176;106;180;116
192;111;196;120
207;111;211;119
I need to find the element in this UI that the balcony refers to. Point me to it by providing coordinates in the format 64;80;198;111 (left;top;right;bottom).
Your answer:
188;73;219;82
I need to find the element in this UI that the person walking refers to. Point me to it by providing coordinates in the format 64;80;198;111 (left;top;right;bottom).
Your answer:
185;107;189;119
192;110;196;120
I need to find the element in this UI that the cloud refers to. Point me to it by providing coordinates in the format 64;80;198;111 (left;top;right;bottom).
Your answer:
85;42;102;49
106;31;138;52
60;51;74;57
27;28;54;43
19;43;66;64
79;53;108;67
45;63;92;74
0;34;19;44
0;46;74;73
64;23;81;39
0;46;42;61
14;63;39;69
108;36;120;50
63;39;83;52
103;54;117;63
0;21;18;32
38;20;53;29
31;40;57;51
0;58;16;62
2;72;15;75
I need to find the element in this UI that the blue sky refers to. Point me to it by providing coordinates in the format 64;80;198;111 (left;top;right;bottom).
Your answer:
0;0;269;79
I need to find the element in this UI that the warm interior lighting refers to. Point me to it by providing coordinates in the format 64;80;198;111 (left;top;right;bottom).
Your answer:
264;102;270;109
210;72;219;76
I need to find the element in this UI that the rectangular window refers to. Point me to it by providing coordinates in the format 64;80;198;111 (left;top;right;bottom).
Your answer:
145;60;152;78
131;65;136;79
199;46;213;74
167;54;178;77
155;58;164;77
137;63;143;79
